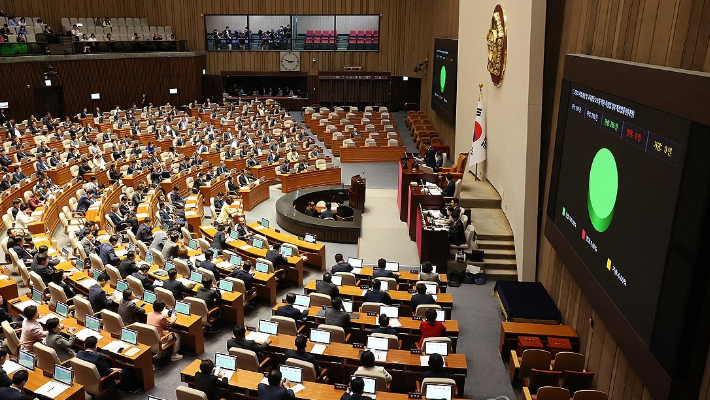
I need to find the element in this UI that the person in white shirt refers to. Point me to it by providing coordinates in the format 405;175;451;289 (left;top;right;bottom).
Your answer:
88;142;101;155
14;203;36;230
93;155;106;169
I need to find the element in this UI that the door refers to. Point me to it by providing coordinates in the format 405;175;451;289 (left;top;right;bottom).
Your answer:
34;86;64;118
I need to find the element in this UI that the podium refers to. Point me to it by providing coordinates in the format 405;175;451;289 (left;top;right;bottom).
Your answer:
349;175;366;211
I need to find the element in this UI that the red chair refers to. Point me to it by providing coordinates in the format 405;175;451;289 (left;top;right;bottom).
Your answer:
328;37;336;50
365;30;373;37
365;38;373;49
331;30;337;37
306;30;314;37
373;29;379;37
305;37;314;50
357;30;365;37
357;38;365;49
349;30;357;37
348;37;357;50
314;37;322;49
315;30;322;37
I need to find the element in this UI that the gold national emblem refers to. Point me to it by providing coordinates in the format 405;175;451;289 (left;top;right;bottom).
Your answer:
487;4;507;86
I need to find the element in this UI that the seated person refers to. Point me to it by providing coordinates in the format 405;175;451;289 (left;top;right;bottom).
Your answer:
265;242;289;278
324;297;351;331
411;283;437;314
136;217;155;243
227;324;271;360
320;202;336;220
163;268;195;301
442;173;456;197
316;272;339;299
131;264;156;291
373;258;399;279
275;292;308;321
354;350;392;382
364;279;391;305
331;253;352;273
118;289;146;325
257;369;295;400
341;377;372;400
31;253;54;286
118;251;138;279
199;250;221;278
20;305;47;353
89;273;115;313
0;369;29;400
147;300;183;362
98;235;122;267
448;209;465;246
76;336;138;392
211;224;228;253
286;334;322;376
196;278;222;329
162;231;181;260
45;317;76;362
228;260;254;292
372;315;397;335
419;308;446;345
51;270;76;300
422;353;449;379
194;359;229;400
0;348;13;387
304;201;320;218
418;261;441;284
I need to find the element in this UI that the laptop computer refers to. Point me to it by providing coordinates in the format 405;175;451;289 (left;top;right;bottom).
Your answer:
54;364;73;386
31;288;43;304
145;253;154;265
259;320;279;335
424;341;449;356
347;257;363;269
255;261;269;273
331;275;343;286
230;230;240;240
252;238;264;249
353;376;377;398
425;384;453;400
143;291;157;304
304;233;316;243
189;271;203;283
367;335;390;352
214;352;237;379
385;262;399;272
425;283;438;295
230;254;242;266
116;280;128;292
279;365;303;384
309;329;331;344
165;262;176;272
86;315;101;332
436;310;445;322
175;300;191;316
293;294;310;312
56;301;69;318
188;239;199;250
19;351;35;371
379;305;399;319
280;246;293;257
261;218;270;228
120;328;138;346
219;280;234;292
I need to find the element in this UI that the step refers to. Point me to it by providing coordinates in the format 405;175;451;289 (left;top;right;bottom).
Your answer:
484;258;518;270
477;240;515;250
485;268;518;281
482;248;516;260
459;178;502;209
469;208;514;241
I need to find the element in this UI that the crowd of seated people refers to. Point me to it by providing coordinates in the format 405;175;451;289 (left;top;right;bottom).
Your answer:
208;24;292;50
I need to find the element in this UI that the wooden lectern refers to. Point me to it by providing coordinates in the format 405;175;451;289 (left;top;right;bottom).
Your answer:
349;174;366;211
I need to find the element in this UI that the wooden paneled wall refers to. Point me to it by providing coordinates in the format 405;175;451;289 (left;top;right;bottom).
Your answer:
539;1;710;400
0;54;205;119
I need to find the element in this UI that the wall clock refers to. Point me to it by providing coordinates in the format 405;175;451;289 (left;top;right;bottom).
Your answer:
280;52;301;72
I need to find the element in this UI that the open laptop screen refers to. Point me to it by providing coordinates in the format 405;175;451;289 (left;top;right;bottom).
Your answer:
424;341;449;356
279;365;303;383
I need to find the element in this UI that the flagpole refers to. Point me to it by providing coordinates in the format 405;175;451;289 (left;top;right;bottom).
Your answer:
475;83;483;181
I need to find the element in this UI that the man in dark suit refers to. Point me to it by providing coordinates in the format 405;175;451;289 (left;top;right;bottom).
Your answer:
163;269;195;301
31;253;54;286
0;369;28;400
265;243;289;275
316;272;339;299
421;353;450;379
131;265;156;291
286;334;322;375
275;293;308;321
279;159;290;174
99;236;122;266
195;359;230;400
340;377;373;400
118;251;138;279
331;253;352;273
199;250;221;278
373;258;399;279
410;283;437;314
228;261;254;291
448;210;466;246
320;202;336;220
227;325;270;359
372;315;398;335
108;204;129;232
0;348;13;387
257;369;295;400
136;217;154;243
77;336;135;392
89;273;114;313
117;289;146;325
213;192;225;213
364;279;391;304
161;231;181;261
324;297;351;330
423;141;436;169
442;173;456;197
76;189;95;213
211;224;228;253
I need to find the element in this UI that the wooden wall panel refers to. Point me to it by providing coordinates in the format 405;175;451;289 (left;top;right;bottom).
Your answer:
539;1;710;400
0;55;205;119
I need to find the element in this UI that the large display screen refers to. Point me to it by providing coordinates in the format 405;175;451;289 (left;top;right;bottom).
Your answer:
430;38;458;125
549;82;690;345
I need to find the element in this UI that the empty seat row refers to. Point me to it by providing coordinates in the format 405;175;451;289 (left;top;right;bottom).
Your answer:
349;29;379;37
304;36;337;50
62;17;149;28
305;29;338;37
347;36;378;50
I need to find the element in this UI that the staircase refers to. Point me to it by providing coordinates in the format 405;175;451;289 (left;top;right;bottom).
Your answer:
459;175;518;281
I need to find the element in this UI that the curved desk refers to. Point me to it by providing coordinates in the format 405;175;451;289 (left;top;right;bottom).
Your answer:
278;167;342;193
240;179;271;211
247;222;326;271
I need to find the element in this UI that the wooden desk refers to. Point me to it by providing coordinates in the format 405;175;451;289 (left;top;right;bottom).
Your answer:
123;169;151;188
160;166;209;196
278;168;342;193
9;299;156;391
499;322;580;360
47;162;76;184
408;186;443;241
240;180;271;211
340;146;406;163
250;164;278;181
10;366;85;400
352;267;449;292
0;277;19;303
397;158;439;222
416;208;449;271
302;281;453;319
28;181;83;235
248;222;326;271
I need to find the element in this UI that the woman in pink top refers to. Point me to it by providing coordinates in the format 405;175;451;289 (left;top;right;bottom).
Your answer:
20;305;47;353
146;300;183;362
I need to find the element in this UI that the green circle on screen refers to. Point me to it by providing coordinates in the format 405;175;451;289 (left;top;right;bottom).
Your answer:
588;148;618;232
440;66;446;93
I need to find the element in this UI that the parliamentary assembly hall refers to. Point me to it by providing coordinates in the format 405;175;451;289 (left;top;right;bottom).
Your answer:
0;1;708;400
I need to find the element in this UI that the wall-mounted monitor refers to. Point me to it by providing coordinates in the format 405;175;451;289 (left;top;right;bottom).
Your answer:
169;88;178;94
0;102;8;109
431;38;458;125
91;93;100;100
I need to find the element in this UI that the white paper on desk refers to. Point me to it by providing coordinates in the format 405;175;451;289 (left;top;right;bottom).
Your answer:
217;261;232;269
97;234;111;242
291;384;306;393
153;280;163;287
177;278;192;286
33;380;71;398
103;340;131;353
428;189;442;196
78;278;98;289
246;331;270;343
63;268;80;276
14;299;37;312
420;355;430;366
75;328;103;341
124;347;141;357
351;268;362;275
373;350;387;362
38;313;64;324
260;377;269;385
214;367;235;380
432;295;438;301
0;275;9;281
2;360;21;374
389;319;402;328
293;305;308;313
190;255;206;264
239;245;251;251
136;213;149;220
361;289;367;296
253;225;264;230
115;248;128;257
310;344;326;355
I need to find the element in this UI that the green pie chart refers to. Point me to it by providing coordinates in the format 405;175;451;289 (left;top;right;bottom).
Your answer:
440;66;446;93
588;148;618;232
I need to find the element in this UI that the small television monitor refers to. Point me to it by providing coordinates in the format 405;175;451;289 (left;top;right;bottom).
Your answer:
280;246;292;257
378;280;390;292
279;364;303;384
93;269;102;280
189;271;203;283
331;275;343;286
116;280;128;292
61;247;70;257
54;364;73;386
162;223;170;231
343;300;354;313
259;320;279;335
175;300;191;315
169;88;178;95
32;288;43;304
75;259;84;269
215;352;237;371
19;351;35;371
295;294;310;307
86;315;101;332
304;233;316;243
188;239;198;250
367;335;390;351
425;384;453;400
120;328;138;345
56;301;69;318
261;218;269;228
143;291;157;304
229;255;242;266
145;253;154;265
424;341;449;356
348;257;363;269
91;93;100;100
425;283;439;295
310;329;331;344
380;305;399;319
436;309;445;322
255;261;269;273
230;230;240;240
0;102;8;109
385;262;399;272
165;262;176;272
252;238;263;249
218;280;234;292
353;376;376;396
